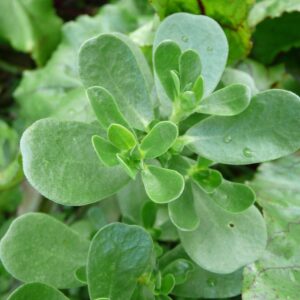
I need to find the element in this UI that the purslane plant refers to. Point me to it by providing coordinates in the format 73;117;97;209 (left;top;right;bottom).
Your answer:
1;12;300;300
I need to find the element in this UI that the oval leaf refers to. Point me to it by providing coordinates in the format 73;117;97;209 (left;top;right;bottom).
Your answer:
154;41;181;100
212;180;256;213
108;124;136;150
187;90;300;164
173;264;243;299
179;49;202;91
197;84;251;116
0;213;89;288
140;121;178;159
142;165;184;203
87;223;153;300
92;135;119;167
79;33;154;130
191;168;223;193
87;86;129;129
154;13;228;97
20;119;129;205
168;183;199;231
179;186;267;274
8;283;69;300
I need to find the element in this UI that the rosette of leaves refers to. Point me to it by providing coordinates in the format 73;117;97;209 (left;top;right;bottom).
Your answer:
3;12;300;300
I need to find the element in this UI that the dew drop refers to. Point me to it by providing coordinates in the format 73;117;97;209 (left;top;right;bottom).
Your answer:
243;147;253;158
181;35;189;42
207;278;216;287
223;135;232;143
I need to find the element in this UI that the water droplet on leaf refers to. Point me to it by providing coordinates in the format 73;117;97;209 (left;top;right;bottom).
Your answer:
243;147;253;158
223;135;232;143
181;36;189;42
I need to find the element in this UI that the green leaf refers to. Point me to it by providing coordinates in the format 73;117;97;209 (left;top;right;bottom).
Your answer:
248;0;300;64
174;264;243;298
140;121;178;159
197;84;251;116
87;223;153;300
221;68;258;95
212;180;255;213
108;124;136;151
192;75;204;101
251;11;300;64
243;155;300;298
159;245;243;299
75;266;87;284
162;258;194;285
7;283;69;300
160;273;176;295
151;0;200;19
15;3;138;128
186;90;300;165
87;86;129;129
243;223;300;300
248;0;300;26
117;175;150;225
142;165;185;203
251;154;300;231
20;119;129;205
237;59;286;91
179;49;201;91
179;186;267;274
79;33;154;130
168;183;199;231
0;0;62;65
202;0;254;64
154;41;181;100
142;202;157;229
191;168;223;193
154;13;228;97
92;135;119;167
116;154;139;180
0;213;89;289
